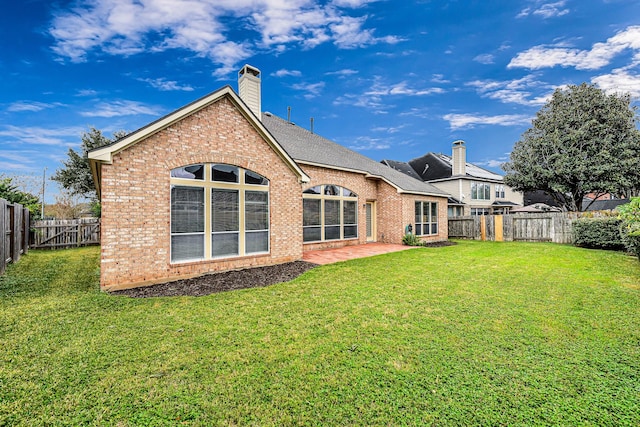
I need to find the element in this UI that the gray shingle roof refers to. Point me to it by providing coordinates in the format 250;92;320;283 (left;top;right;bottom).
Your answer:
432;153;503;181
262;112;449;197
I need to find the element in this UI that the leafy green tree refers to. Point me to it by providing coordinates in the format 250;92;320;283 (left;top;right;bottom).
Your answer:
52;127;127;201
503;83;640;211
617;197;640;260
0;177;41;218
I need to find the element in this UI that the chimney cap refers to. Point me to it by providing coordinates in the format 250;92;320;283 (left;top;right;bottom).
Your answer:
239;64;260;78
452;140;465;146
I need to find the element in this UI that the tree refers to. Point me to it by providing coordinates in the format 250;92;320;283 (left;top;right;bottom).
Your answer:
44;189;88;219
618;197;640;261
503;83;640;211
0;177;41;218
52;127;127;201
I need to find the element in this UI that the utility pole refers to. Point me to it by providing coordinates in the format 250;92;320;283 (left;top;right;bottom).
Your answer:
41;167;46;219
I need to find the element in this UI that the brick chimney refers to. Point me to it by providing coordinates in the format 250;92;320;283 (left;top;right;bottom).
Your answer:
238;65;261;120
452;140;466;176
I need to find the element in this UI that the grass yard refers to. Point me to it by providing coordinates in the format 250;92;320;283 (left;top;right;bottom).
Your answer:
1;241;639;426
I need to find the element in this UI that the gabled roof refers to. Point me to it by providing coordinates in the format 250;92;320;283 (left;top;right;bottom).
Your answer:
432;153;503;181
380;159;423;181
261;113;449;197
88;86;310;196
387;152;504;183
582;198;629;211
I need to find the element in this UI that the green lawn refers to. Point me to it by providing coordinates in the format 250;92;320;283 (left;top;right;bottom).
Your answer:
1;242;639;426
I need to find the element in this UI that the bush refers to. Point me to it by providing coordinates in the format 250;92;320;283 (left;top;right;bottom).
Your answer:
572;217;625;251
402;233;422;246
617;197;640;261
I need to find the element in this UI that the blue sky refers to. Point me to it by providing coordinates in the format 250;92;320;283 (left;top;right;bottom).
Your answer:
2;0;639;202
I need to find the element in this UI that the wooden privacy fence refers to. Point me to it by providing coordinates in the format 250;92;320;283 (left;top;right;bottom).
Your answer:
31;218;100;249
448;212;582;244
0;198;30;275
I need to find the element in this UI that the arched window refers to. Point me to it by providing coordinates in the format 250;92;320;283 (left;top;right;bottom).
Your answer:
170;164;269;263
303;185;358;243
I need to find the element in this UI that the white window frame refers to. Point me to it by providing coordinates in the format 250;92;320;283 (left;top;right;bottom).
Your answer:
303;185;358;243
170;163;269;263
495;184;505;199
471;182;491;200
415;201;438;236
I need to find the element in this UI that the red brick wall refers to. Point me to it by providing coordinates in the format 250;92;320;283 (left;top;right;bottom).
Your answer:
99;97;303;289
99;96;449;290
299;165;449;249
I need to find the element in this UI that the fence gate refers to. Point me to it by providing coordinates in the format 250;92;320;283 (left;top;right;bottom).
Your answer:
448;212;580;244
31;218;101;249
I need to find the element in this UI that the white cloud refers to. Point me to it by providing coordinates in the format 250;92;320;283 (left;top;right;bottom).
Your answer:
139;77;194;91
517;1;569;19
371;124;405;134
325;69;358;77
366;80;444;97
592;69;640;98
509;25;640;70
80;100;162;117
442;113;531;130
0;125;85;146
347;136;390;150
291;82;325;99
49;0;400;76
466;75;553;106
331;0;376;7
7;101;64;112
76;89;98;97
272;69;302;77
473;54;495;65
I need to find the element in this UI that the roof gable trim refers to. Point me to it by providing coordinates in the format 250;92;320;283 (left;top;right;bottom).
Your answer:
89;86;309;184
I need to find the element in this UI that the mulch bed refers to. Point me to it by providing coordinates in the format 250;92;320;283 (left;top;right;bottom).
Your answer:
111;241;456;298
110;261;318;298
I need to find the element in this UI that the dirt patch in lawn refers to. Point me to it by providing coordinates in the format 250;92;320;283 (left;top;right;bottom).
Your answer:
110;261;318;298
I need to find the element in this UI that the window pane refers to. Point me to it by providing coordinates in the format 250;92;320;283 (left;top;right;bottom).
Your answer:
324;200;340;225
303;199;321;226
172;234;204;262
303;227;321;242
171;164;204;180
431;202;437;220
303;186;321;195
324;185;339;196
245;170;268;185
484;184;491;200
431;223;438;234
415;201;421;223
471;183;478;199
325;225;340;240
343;225;357;238
171;186;204;233
212;232;239;257
342;188;357;197
212;164;239;183
212;189;239;232
343;201;357;224
415;224;422;236
245;191;268;231
246;231;268;253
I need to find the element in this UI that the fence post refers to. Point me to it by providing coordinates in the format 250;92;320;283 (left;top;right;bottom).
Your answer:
0;199;5;274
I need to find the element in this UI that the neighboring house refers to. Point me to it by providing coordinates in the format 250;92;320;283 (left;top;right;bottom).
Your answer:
524;190;629;212
382;140;523;216
88;65;450;290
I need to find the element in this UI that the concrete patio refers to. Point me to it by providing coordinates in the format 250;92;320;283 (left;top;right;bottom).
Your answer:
302;242;416;265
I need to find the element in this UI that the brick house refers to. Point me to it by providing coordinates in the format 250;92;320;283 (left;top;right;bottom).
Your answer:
89;65;449;290
382;140;523;216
